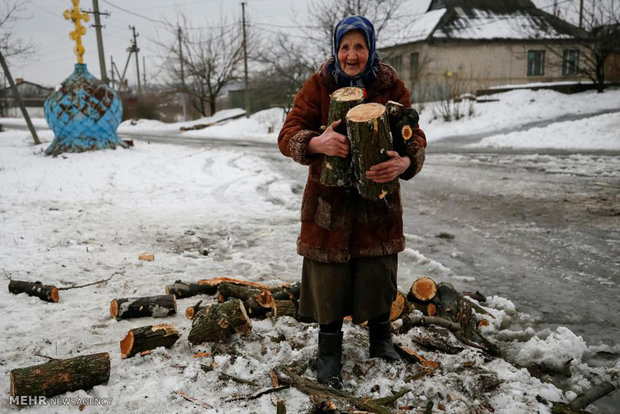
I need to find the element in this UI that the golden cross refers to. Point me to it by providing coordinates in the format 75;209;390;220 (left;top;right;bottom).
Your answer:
63;0;90;64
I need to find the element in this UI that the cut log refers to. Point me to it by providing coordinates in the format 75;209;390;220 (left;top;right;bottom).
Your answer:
186;300;206;320
10;353;110;399
385;100;419;155
271;300;298;319
269;282;301;301
218;282;263;302
320;87;365;187
138;253;154;261
197;277;274;290
389;290;410;321
569;381;616;410
408;277;437;302
166;280;218;298
120;324;180;359
346;102;397;200
218;282;276;318
110;294;176;320
188;299;252;344
8;280;59;303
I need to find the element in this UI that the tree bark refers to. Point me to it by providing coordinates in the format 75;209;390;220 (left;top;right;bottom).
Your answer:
188;299;252;344
166;280;218;298
10;353;110;398
271;300;298;319
8;280;59;303
346;103;397;200
120;324;180;358
320;87;365;187
110;294;177;320
385;100;419;155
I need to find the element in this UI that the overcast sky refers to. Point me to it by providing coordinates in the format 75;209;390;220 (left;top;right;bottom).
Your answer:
6;0;567;87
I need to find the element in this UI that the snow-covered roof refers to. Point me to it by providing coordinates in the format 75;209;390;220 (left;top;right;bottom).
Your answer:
379;1;585;49
434;8;574;40
379;8;447;48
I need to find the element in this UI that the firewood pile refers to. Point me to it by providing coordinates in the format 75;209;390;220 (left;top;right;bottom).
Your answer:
7;275;614;412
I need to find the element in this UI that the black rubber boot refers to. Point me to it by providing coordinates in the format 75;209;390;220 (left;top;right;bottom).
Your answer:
369;320;401;362
317;331;343;389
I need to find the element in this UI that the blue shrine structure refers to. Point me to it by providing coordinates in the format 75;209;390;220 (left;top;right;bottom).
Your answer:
44;0;126;156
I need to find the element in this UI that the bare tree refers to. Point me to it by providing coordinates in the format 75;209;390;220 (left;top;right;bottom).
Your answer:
254;34;316;113
0;0;33;59
161;14;245;116
294;0;406;60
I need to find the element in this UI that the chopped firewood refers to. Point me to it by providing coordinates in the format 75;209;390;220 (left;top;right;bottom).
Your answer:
389;291;410;321
321;87;365;187
197;277;283;290
427;303;437;317
408;277;437;302
10;353;110;399
166;280;218;298
185;300;205;320
269;370;280;388
138;253;154;261
269;282;301;301
394;344;439;369
347;103;398;200
188;299;252;344
8;280;59;303
120;324;180;359
110;294;176;320
271;300;298;319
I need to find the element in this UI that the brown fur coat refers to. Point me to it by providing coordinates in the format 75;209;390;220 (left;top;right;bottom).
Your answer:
278;59;426;263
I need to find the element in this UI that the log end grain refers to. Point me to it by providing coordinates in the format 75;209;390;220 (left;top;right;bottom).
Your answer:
346;102;385;122
110;299;118;319
120;331;135;359
411;277;437;302
138;253;155;261
331;86;365;102
185;307;196;319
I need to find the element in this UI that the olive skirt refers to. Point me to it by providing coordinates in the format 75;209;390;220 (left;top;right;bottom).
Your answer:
298;255;398;325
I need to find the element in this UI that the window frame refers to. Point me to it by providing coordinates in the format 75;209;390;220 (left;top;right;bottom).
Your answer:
562;49;580;76
527;50;545;76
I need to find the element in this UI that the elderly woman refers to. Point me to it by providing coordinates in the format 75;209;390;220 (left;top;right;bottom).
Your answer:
278;15;426;388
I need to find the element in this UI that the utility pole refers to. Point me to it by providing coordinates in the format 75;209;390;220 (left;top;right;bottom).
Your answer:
579;0;584;27
129;25;141;95
241;2;250;117
178;26;186;121
110;55;115;89
142;56;146;89
0;51;40;144
83;0;110;83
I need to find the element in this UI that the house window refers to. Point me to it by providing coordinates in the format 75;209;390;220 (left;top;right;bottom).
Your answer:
386;54;402;74
409;52;419;80
527;50;545;76
562;49;579;75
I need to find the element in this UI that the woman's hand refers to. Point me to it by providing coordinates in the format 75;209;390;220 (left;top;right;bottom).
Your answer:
365;151;410;183
307;120;350;157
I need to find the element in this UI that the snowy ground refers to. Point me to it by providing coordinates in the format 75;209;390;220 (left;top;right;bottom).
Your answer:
0;88;618;413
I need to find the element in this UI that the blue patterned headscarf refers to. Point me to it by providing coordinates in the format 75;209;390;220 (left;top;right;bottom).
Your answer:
329;15;380;88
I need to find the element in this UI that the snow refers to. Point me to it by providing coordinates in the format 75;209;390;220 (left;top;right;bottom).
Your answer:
379;8;447;48
1;88;619;413
434;9;572;40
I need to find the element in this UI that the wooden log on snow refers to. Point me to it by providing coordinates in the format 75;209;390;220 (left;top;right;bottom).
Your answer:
110;294;176;320
197;277;273;290
408;277;437;302
10;353;110;399
166;280;218;298
218;282;275;318
390;290;410;321
120;323;180;358
271;300;298;319
320;87;365;187
186;300;206;320
269;282;301;302
568;381;616;410
8;280;59;303
188;299;252;344
346;102;397;200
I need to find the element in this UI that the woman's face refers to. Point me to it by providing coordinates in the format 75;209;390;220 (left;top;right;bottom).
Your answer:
337;31;369;77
